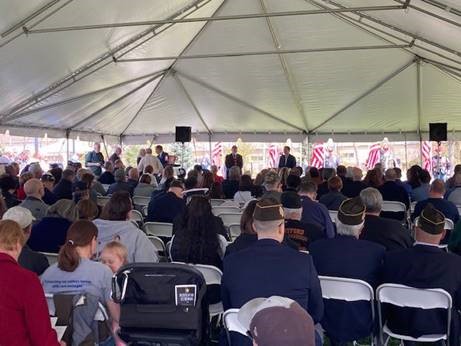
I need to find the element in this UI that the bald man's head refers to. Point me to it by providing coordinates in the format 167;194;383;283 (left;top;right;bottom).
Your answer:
24;178;44;199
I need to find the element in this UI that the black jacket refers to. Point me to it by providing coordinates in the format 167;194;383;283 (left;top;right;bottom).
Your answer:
278;154;296;169
52;179;73;200
18;245;49;276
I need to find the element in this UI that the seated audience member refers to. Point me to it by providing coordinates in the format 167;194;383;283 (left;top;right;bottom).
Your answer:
114;159;125;171
72;180;90;204
77;199;99;220
234;174;255;206
394;167;412;196
308;167;323;186
100;241;128;274
410;169;431;202
238;296;317;346
17;171;33;200
342;167;367;198
282;192;324;251
107;168;134;196
41;173;58;205
299;179;335;239
0;220;60;346
3;206;49;275
291;166;303;177
20;178;49;221
158;165;175;191
319;176;347;211
225;200;259;256
284;174;301;193
359;188;413;251
405;164;423;193
200;170;214;190
211;165;224;184
41;220;119;329
222;166;241;199
49;166;63;184
80;172;98;203
209;180;225;199
222;198;324;346
0;174;20;208
279;167;291;190
133;174;155;197
413;179;460;224
382;204;461;345
147;180;186;223
142;165;158;188
336;165;352;186
446;173;461;206
94;191;158;262
5;162;20;188
310;198;385;344
378;169;410;220
99;161;115;185
53;168;75;200
137;147;163;175
171;196;227;269
261;170;283;202
363;168;383;188
28;162;44;179
173;195;229;244
253;168;269;195
317;168;336;199
446;164;461;190
28;199;77;253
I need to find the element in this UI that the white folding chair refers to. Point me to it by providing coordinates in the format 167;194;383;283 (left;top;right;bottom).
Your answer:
41;252;59;265
141;205;148;217
228;224;241;241
147;235;166;254
143;222;173;238
212;206;241;216
129;209;144;224
189;264;224;318
328;210;338;223
132;196;150;212
223;308;248;345
413;217;454;249
381;201;407;213
457;205;461;218
377;284;452;345
96;195;111;207
319;276;375;345
45;293;109;321
210;199;226;207
218;213;243;227
410;201;417;214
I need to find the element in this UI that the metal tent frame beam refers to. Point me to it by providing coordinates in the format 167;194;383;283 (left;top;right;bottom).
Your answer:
26;5;405;34
419;0;461;17
309;58;416;133
393;0;461;27
174;70;306;133
2;0;211;119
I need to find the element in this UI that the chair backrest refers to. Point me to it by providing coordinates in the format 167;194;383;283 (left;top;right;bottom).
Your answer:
129;209;144;223
189;264;223;285
132;195;151;207
410;201;417;213
45;293;109;321
147;235;166;253
328;210;338;223
223;309;248;336
212;206;241;216
96;195;111;207
457;205;461;217
319;275;374;302
210;199;226;207
143;222;173;238
377;284;452;310
41;252;59;265
381;201;406;213
219;213;243;227
414;217;454;231
228;223;241;241
141;205;148;217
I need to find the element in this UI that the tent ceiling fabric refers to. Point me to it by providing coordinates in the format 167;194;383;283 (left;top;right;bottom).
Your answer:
0;0;460;142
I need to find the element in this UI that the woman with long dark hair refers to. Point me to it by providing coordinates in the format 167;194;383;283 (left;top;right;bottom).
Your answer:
41;220;119;324
171;196;228;269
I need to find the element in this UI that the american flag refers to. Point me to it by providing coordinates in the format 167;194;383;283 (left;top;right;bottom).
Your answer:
268;144;278;168
310;143;324;168
366;143;381;170
212;142;223;167
422;141;432;172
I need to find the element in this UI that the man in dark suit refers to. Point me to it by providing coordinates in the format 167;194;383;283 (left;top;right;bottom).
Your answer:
383;204;461;345
278;146;296;169
413;179;460;224
359;187;413;251
222;198;323;345
310;197;385;344
224;145;243;177
378;168;410;220
52;168;75;200
155;145;169;167
342;167;367;198
146;180;186;223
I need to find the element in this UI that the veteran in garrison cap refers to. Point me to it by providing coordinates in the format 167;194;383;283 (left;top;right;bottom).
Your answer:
221;198;324;346
382;203;461;345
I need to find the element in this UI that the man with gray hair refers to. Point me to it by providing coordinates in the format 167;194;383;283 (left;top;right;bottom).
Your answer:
310;197;385;344
261;170;282;202
28;162;43;179
360;187;413;251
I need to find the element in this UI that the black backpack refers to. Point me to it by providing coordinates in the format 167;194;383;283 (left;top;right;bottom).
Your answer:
112;262;209;345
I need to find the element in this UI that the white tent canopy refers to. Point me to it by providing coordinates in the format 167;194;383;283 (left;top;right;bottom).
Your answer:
0;0;460;143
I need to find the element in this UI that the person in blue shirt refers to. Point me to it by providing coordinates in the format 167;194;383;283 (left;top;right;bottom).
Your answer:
146;180;186;223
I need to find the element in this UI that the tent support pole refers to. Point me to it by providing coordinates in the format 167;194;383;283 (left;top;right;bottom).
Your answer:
393;0;461;28
2;0;210;118
174;70;305;133
208;133;212;162
120;0;228;136
26;5;405;34
101;135;109;159
2;69;168;122
417;58;423;166
66;130;70;164
309;59;416;133
116;44;409;62
419;0;461;17
68;74;161;130
173;73;212;135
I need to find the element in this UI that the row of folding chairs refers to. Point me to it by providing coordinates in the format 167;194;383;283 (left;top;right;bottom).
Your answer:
223;276;453;346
